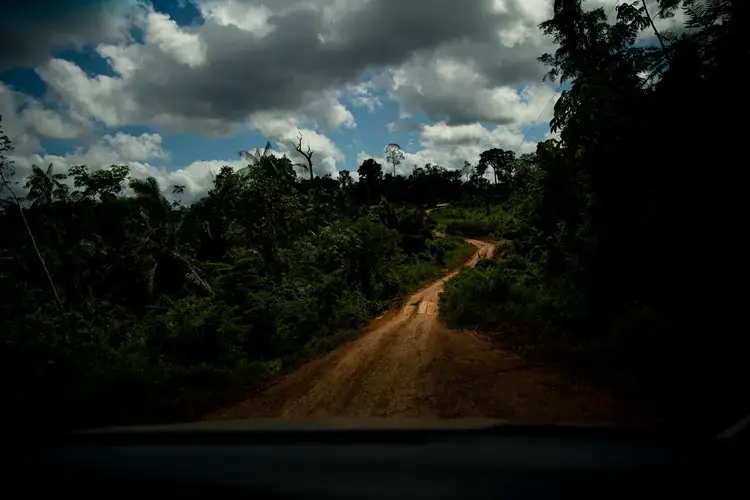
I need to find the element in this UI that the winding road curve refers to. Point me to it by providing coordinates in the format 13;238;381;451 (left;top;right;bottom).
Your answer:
209;240;621;423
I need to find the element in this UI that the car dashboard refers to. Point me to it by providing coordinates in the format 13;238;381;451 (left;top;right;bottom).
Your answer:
11;418;748;499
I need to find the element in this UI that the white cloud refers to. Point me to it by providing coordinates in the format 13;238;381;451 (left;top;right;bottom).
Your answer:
388;55;559;125
421;122;498;145
347;82;382;112
9;0;680;136
36;58;136;128
358;121;537;175
302;92;356;130
198;0;274;36
30;3;360;141
249;111;345;177
420;120;536;155
2;0;684;186
13;132;167;174
145;11;207;68
20;106;88;141
6;130;245;204
97;43;145;79
0;83;92;155
102;132;170;162
24;0;559;137
158;158;248;202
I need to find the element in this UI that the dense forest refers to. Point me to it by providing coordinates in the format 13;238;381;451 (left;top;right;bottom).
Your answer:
438;0;748;431
1;0;747;431
0;132;483;427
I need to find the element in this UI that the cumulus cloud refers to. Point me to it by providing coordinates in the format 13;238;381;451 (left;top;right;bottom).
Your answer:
404;122;537;172
389;60;559;125
145;10;207;68
36;58;136;128
152;158;248;203
2;0;680;185
10;131;168;175
248;111;346;177
0;86;224;204
301;91;356;130
102;131;170;162
7;130;243;204
358;121;538;175
10;1;679;131
29;1;557;135
347;82;382;112
0;82;93;155
13;0;571;173
197;0;274;36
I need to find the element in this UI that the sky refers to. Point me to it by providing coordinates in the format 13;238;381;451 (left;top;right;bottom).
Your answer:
0;0;683;202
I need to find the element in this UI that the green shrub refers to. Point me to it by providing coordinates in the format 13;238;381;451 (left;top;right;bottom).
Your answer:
428;236;472;267
475;258;501;270
327;291;370;331
494;238;515;256
439;253;552;330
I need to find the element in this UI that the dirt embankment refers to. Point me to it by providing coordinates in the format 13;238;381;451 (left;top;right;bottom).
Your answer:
208;240;625;424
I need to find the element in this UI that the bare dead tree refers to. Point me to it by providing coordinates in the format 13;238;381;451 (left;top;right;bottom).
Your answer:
292;131;315;181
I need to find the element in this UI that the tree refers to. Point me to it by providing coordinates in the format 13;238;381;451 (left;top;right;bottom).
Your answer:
69;165;130;201
130;176;163;199
24;163;69;205
471;163;492;216
384;145;405;176
0;115;16;196
0;116;62;307
461;161;473;182
238;142;271;175
338;170;353;190
357;159;382;181
292;132;315;181
479;148;515;185
172;184;186;204
357;158;383;207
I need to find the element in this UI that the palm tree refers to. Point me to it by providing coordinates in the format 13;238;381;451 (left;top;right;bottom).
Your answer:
129;176;164;199
238;142;272;177
24;163;68;205
238;142;296;181
129;176;171;228
125;178;212;298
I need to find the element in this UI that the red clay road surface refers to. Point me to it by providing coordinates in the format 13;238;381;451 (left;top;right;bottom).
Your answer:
208;240;625;424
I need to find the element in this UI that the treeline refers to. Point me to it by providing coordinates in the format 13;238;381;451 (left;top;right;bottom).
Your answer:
439;0;748;433
0;127;513;429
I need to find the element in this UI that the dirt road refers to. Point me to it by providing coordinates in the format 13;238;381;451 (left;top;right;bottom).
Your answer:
209;240;622;423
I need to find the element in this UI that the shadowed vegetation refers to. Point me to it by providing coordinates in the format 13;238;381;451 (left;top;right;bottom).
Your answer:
438;0;748;433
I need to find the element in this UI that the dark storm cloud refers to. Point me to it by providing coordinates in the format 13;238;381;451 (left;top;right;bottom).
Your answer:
124;0;537;125
14;0;557;132
0;1;131;68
